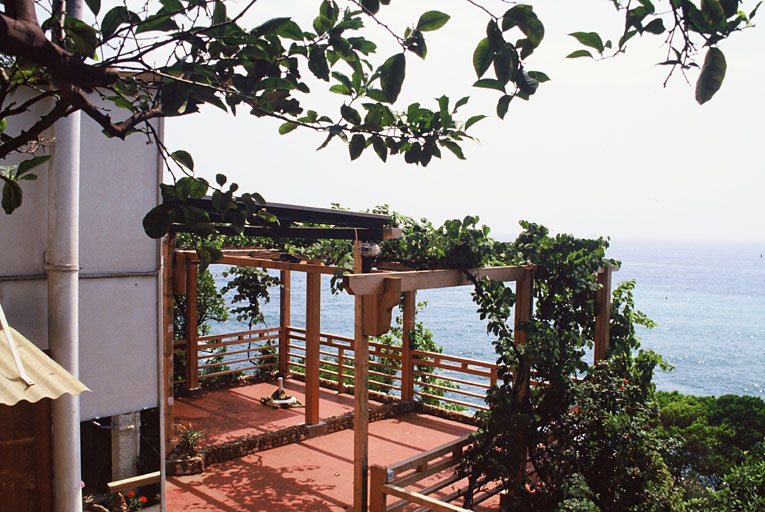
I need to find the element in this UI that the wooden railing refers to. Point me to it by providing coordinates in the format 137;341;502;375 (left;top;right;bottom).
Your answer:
173;326;281;385
369;434;501;512
286;327;497;411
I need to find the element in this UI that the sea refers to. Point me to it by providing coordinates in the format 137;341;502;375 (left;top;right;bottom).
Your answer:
210;239;765;398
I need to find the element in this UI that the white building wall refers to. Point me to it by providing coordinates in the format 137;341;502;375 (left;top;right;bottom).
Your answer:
0;93;162;421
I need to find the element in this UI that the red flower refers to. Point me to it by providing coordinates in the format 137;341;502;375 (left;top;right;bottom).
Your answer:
126;491;135;498
573;407;579;414
139;496;147;503
623;378;629;384
620;385;624;390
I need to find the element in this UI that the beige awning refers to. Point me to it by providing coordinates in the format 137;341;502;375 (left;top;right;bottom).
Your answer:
0;326;89;406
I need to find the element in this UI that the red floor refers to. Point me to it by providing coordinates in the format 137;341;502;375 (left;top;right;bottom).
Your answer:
168;381;499;511
174;379;356;448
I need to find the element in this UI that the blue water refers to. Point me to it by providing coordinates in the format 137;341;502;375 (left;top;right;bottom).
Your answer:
210;239;765;397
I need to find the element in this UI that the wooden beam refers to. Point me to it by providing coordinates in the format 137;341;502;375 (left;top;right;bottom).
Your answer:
220;255;337;275
305;272;321;425
370;465;388;512
107;471;161;494
353;241;370;512
361;277;401;337
382;485;470;512
344;266;529;296
279;270;291;376
162;235;176;454
185;261;199;391
172;250;187;295
594;267;613;363
401;291;416;401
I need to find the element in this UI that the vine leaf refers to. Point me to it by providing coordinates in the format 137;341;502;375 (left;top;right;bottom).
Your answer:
695;47;726;105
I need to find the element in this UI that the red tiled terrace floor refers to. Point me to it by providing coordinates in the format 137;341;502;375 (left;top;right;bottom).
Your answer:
168;380;499;511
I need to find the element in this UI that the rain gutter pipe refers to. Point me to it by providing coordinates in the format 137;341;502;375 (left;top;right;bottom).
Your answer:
48;0;84;509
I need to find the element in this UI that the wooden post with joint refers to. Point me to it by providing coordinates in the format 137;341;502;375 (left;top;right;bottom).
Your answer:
401;291;416;401
185;258;199;391
279;270;291;376
353;240;370;512
369;464;389;512
305;271;321;425
512;268;533;491
594;266;613;364
162;235;176;453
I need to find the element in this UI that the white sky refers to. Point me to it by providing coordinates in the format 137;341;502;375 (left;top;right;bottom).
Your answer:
165;0;765;243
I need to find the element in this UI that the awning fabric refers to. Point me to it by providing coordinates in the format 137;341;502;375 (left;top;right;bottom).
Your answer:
0;326;89;406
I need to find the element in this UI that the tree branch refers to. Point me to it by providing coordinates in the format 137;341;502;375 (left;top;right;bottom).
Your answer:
0;98;71;159
0;12;119;90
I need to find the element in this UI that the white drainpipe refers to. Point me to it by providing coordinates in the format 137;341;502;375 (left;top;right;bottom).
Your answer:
48;1;83;510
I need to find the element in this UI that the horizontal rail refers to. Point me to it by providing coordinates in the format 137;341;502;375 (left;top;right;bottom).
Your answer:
198;362;276;380
415;390;488;411
107;471;161;494
198;326;280;342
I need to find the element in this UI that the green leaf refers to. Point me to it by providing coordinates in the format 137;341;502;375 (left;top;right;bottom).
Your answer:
372;136;387;162
142;204;175;239
256;77;296;91
416;11;450;32
1;178;22;214
349;134;365;160
441;140;466;160
404;143;421;164
502;5;544;48
213;1;227;24
17;155;51;177
465;114;487;130
101;7;137;40
566;49;594;59
135;13;178;34
0;118;6;132
171;150;194;171
472;38;494;79
527;71;550;83
215;173;227;186
695;47;726;105
85;0;100;16
569;32;605;53
161;80;189;115
64;16;99;57
473;78;505;92
380;53;406;103
496;94;512;119
279;122;298;135
361;0;380;14
329;84;352;95
618;30;638;49
493;46;514;84
643;18;665;34
308;46;330;81
453;96;470;112
341;105;362;125
702;0;726;25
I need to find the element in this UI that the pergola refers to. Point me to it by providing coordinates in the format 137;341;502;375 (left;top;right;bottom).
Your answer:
164;199;615;512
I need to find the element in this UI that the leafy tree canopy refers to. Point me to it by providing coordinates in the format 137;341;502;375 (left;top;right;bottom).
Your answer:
0;0;758;228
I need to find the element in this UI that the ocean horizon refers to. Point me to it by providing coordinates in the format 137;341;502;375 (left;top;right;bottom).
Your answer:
210;238;765;398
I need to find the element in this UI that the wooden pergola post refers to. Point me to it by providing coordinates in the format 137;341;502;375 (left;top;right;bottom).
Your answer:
185;259;199;391
305;271;321;425
513;268;533;488
401;291;416;401
594;267;613;363
162;235;175;453
279;270;291;376
353;242;370;512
